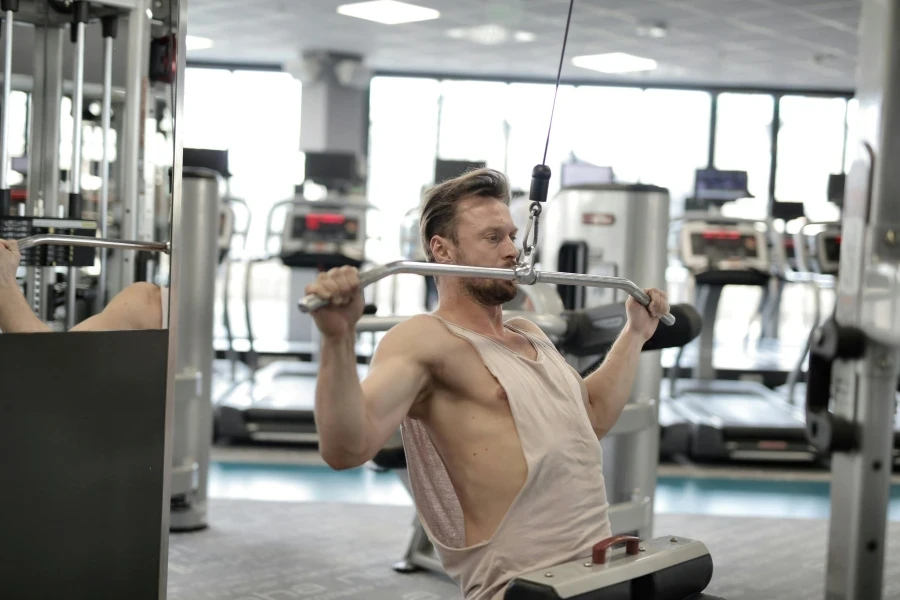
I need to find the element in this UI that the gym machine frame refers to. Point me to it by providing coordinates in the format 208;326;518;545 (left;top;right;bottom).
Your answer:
1;0;155;329
803;1;900;598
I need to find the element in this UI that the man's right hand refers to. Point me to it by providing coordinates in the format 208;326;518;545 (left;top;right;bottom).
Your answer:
305;265;365;339
0;239;21;285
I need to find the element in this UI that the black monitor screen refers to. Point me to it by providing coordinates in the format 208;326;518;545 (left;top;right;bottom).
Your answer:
690;230;760;259
828;173;845;207
435;159;486;183
694;169;750;202
305;152;358;185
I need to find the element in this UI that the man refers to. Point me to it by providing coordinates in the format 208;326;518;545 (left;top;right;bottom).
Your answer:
0;238;166;333
309;168;669;600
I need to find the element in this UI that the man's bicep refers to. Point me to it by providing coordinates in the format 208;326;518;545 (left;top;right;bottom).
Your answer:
359;326;432;450
71;283;162;331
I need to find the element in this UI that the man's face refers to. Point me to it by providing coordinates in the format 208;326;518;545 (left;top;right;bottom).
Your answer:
445;196;519;306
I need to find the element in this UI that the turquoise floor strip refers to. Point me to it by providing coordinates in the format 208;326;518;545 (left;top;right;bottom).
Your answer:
208;461;900;521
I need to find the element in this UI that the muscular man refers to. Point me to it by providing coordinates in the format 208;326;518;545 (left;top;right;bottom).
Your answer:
0;238;166;333
309;168;669;600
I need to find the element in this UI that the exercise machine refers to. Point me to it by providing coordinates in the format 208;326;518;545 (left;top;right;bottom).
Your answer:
661;173;818;463
0;1;187;596
536;180;692;460
505;535;722;600
805;2;900;597
214;183;377;444
367;300;702;579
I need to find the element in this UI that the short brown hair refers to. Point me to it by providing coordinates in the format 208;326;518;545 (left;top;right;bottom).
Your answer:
419;167;511;262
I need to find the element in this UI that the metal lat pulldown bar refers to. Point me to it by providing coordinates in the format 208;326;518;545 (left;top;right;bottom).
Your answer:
297;260;676;326
17;234;169;254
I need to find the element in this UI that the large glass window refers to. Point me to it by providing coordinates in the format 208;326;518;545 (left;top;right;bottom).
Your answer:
565;86;645;184
367;77;441;256
775;95;847;221
640;89;712;215
714;93;774;218
182;68;302;254
436;80;508;173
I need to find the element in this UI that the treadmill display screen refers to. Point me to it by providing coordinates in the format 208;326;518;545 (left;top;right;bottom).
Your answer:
291;213;359;242
690;231;759;259
823;235;841;262
783;237;796;260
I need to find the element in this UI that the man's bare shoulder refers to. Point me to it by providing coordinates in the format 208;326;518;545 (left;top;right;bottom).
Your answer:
371;314;453;362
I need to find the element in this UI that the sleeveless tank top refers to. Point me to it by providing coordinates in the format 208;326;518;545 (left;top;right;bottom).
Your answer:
401;315;611;600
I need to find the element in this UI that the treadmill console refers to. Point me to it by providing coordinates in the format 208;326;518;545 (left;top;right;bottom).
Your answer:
813;229;841;275
280;201;367;269
0;216;98;267
679;221;769;274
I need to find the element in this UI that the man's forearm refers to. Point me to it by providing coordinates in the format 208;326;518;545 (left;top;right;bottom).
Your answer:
314;332;370;467
0;281;52;333
584;326;645;433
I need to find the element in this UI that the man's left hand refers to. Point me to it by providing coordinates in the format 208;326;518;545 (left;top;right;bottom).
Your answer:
625;288;669;342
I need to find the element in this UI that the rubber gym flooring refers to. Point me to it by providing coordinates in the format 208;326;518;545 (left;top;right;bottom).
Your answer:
166;447;900;599
168;499;900;600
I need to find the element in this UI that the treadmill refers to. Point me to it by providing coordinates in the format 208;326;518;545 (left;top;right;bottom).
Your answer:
214;189;376;445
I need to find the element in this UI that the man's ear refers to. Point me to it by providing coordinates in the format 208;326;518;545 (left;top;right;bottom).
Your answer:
431;235;454;264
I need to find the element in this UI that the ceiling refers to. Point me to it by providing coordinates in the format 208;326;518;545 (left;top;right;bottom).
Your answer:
185;0;861;91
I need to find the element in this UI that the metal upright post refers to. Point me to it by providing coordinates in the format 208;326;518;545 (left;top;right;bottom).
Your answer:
65;1;89;330
26;26;65;322
807;1;900;598
0;0;18;219
120;0;151;291
96;16;118;314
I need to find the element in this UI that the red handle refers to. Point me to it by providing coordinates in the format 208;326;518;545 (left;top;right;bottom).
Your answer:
592;535;641;564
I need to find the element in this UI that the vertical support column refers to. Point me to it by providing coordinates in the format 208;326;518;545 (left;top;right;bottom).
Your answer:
169;168;219;533
160;0;191;590
65;0;89;330
120;0;151;291
26;27;65;320
820;1;900;598
825;349;899;600
96;17;117;312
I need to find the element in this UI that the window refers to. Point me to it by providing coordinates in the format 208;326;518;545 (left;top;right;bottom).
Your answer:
367;76;440;253
566;86;645;184
436;80;508;173
775;95;847;221
182;68;303;254
714;93;774;218
639;89;712;215
504;83;575;201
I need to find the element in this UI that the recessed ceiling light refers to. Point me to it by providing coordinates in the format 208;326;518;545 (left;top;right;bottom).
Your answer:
186;35;214;51
337;1;440;25
572;52;657;74
636;22;668;39
514;31;536;43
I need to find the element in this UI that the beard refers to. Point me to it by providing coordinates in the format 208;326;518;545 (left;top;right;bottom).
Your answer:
461;278;518;306
455;249;518;306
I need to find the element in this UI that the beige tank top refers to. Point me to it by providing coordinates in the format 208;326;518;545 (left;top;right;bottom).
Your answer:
402;316;611;600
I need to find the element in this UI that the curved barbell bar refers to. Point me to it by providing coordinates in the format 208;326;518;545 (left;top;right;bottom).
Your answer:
297;260;676;326
16;234;170;254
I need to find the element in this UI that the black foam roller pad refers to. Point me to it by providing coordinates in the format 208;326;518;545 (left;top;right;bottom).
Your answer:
0;0;19;12
0;188;9;217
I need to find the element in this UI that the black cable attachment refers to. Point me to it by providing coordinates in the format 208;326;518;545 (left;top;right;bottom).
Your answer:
102;14;118;39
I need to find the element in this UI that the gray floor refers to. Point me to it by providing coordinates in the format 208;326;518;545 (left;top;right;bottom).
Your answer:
168;499;900;600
